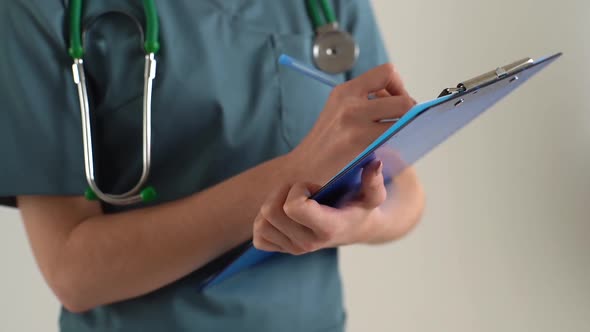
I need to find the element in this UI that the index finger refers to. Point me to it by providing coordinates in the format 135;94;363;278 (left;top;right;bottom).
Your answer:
343;63;408;97
282;183;328;231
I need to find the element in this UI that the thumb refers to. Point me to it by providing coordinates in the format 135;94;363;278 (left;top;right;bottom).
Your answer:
356;160;387;209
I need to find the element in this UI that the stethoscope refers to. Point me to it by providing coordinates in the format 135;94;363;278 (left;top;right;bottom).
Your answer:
68;0;359;205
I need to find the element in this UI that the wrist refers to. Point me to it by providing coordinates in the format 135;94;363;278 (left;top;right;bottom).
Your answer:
354;208;387;244
282;149;322;184
333;208;386;247
278;152;305;183
283;148;344;186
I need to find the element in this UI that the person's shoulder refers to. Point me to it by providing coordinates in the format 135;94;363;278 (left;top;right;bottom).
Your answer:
334;0;372;10
335;0;379;25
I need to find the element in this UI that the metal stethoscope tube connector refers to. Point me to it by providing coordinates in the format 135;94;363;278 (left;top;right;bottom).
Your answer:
72;54;157;205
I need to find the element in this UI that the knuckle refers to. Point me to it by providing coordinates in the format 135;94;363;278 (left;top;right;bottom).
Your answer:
282;201;298;219
260;202;276;219
291;249;306;256
315;225;336;241
256;221;272;238
401;96;414;111
344;99;363;114
290;244;308;256
301;240;321;253
253;218;263;232
330;84;347;98
381;62;396;74
252;236;264;249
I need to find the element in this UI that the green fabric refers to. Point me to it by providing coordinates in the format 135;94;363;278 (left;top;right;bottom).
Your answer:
0;0;389;331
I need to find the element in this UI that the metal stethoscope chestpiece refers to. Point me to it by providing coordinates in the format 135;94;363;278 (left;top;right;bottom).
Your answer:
307;0;359;74
312;23;359;74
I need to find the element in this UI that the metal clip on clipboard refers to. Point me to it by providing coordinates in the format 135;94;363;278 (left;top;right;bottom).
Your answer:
438;58;534;97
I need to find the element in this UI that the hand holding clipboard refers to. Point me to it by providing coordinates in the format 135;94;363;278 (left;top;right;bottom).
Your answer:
198;52;562;290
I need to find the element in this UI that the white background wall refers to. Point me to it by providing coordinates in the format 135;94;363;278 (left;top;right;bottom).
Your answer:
1;0;588;331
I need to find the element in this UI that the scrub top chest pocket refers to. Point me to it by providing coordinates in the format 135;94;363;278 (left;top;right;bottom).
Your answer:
222;0;348;148
272;33;346;148
61;0;355;208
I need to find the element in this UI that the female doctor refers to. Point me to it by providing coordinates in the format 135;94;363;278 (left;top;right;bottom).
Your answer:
0;0;423;331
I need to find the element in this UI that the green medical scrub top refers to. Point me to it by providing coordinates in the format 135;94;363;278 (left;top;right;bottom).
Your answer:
0;0;388;331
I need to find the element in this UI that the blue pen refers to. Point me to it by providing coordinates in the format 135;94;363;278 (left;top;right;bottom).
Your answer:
278;54;399;123
278;54;340;87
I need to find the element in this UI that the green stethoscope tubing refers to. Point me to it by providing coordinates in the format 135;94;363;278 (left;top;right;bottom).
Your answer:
67;0;351;205
306;0;337;28
68;0;160;59
68;0;160;205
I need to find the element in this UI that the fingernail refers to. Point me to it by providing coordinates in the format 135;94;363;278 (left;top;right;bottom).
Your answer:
375;161;383;175
411;98;418;105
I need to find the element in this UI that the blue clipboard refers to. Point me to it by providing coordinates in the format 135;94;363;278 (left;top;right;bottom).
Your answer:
198;52;562;290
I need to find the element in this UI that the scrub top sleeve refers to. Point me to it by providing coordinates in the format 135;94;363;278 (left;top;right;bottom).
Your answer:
0;2;86;207
339;0;390;80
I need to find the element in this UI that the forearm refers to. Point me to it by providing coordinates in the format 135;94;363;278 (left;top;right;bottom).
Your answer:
53;154;304;311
